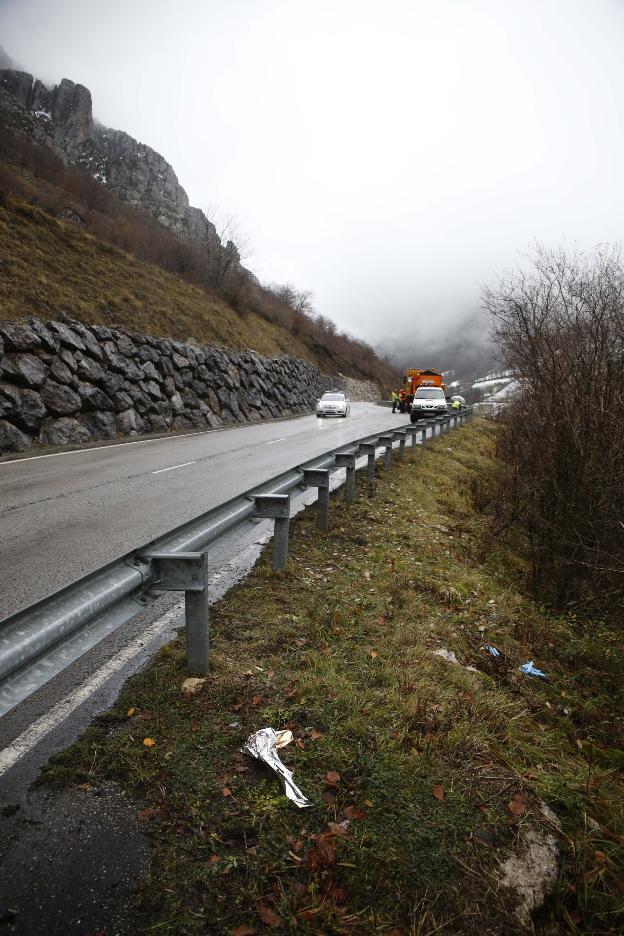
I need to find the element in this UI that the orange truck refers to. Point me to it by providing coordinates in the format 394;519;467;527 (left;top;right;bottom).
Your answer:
403;369;445;396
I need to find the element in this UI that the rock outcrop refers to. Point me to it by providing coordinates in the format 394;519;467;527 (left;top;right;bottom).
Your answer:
0;317;377;454
0;69;223;254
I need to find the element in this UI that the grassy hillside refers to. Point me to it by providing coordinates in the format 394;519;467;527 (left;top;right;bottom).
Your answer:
0;120;398;384
45;420;624;934
0;197;331;362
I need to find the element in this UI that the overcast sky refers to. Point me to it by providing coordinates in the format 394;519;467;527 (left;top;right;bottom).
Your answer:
1;0;624;366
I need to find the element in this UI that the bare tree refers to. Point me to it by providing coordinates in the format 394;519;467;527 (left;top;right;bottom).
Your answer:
484;243;624;609
203;204;252;290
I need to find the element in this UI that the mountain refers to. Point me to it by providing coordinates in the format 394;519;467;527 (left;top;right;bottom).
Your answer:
0;68;232;265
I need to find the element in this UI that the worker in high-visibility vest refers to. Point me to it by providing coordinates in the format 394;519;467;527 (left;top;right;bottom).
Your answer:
391;389;400;413
451;399;462;410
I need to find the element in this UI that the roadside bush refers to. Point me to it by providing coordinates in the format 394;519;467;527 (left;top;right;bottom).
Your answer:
483;244;624;610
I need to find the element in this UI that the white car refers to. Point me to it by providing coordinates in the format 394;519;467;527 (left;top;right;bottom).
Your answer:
316;391;350;417
410;386;449;422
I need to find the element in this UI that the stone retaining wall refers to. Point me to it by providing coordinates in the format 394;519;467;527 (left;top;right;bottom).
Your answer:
0;318;379;454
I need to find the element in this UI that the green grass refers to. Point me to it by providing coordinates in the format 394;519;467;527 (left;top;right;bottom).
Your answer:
44;420;624;934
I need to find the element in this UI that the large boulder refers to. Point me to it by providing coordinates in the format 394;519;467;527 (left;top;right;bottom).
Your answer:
40;379;81;415
0;323;41;352
1;353;47;387
77;381;114;411
115;408;143;434
0;383;46;431
48;357;74;385
77;356;105;384
39;417;90;446
0;419;32;453
48;321;86;352
78;410;117;440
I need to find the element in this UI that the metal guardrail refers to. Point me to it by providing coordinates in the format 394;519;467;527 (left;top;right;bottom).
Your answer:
0;408;473;715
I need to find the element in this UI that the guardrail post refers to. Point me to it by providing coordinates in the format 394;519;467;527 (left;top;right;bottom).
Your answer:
254;493;291;570
358;441;378;496
405;426;418;452
302;467;331;530
146;552;209;673
378;433;394;469
334;451;357;502
394;429;407;460
416;420;428;444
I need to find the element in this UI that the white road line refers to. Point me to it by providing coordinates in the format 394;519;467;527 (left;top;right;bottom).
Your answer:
0;604;183;777
266;437;285;444
152;460;196;474
0;423;237;468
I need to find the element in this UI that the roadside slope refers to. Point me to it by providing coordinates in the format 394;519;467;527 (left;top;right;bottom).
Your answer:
40;420;624;934
0;197;317;361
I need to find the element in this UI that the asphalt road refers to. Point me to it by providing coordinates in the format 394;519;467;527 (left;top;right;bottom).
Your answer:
0;403;403;619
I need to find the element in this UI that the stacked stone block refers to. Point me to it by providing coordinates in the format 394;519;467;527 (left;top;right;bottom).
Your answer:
0;318;352;454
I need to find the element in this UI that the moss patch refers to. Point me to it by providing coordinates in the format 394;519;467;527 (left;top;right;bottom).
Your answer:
44;420;624;934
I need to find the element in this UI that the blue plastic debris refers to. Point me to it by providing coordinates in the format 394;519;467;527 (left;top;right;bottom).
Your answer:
520;660;547;679
484;644;501;658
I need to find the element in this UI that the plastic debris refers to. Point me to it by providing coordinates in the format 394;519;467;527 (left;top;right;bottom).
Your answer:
433;648;459;664
181;677;206;694
243;727;311;808
484;644;501;658
520;661;547;679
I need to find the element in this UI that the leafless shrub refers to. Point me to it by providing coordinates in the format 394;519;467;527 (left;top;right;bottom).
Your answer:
483;244;624;609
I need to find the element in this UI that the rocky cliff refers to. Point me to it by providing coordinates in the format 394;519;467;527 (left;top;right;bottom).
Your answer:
0;317;379;455
0;68;227;257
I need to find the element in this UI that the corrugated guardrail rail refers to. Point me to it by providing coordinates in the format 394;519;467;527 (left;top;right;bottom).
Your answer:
0;408;472;716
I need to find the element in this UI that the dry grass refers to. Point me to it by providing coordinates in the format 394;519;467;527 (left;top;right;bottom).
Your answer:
0;197;322;362
44;420;624;934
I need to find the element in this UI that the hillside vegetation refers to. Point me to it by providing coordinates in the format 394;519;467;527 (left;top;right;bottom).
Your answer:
46;420;624;935
0;196;322;361
0;121;396;385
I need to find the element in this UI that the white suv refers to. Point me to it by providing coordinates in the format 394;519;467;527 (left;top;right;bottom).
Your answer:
316;391;350;417
410;387;448;422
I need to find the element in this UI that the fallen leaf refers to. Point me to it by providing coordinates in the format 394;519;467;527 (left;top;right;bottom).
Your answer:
138;807;159;821
126;708;135;717
328;884;347;903
294;638;308;647
255;900;283;928
139;710;154;721
208;855;221;865
222;787;233;797
432;785;445;801
309;728;324;740
77;782;92;792
142;737;156;748
319;645;332;655
267;670;276;679
307;834;337;871
343;804;367;820
364;799;374;808
231;701;244;712
251;695;263;706
322;790;337;805
326;770;341;785
231;926;256;936
594;850;608;865
369;649;379;659
507;792;527;816
295;740;305;751
191;721;199;732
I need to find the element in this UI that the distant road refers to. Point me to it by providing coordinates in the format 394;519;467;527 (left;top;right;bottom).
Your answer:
0;403;400;619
